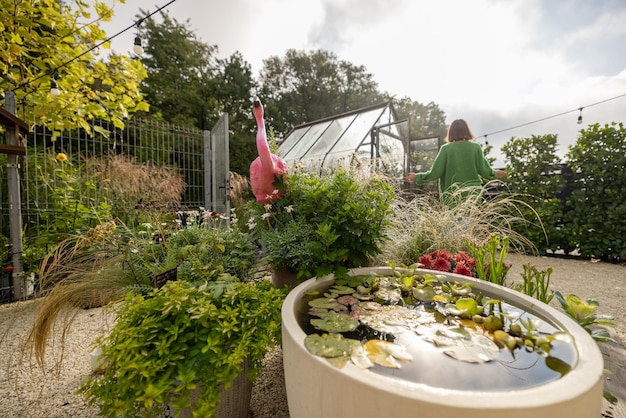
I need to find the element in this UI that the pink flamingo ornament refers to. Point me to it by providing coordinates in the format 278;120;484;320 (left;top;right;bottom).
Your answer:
249;97;288;203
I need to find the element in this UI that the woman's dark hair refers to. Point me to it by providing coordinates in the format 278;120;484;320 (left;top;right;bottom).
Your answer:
445;119;475;142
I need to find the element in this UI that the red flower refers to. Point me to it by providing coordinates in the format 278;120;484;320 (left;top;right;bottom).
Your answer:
432;257;451;272
453;261;472;277
418;254;433;269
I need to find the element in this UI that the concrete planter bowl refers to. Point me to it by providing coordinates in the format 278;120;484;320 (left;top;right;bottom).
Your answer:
281;267;604;418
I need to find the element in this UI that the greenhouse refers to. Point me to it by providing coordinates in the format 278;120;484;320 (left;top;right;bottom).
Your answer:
278;102;408;176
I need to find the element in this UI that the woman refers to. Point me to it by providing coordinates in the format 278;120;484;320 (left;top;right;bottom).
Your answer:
405;119;505;201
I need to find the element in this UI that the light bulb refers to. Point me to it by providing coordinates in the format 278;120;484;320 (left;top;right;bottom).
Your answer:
577;108;583;125
133;36;143;56
50;79;60;96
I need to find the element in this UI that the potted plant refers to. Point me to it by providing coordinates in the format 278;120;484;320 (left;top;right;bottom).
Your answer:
79;276;287;417
281;264;604;418
245;165;395;287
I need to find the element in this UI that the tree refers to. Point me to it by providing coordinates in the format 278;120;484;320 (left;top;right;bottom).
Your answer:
138;10;218;131
392;96;447;140
0;0;148;137
258;49;385;136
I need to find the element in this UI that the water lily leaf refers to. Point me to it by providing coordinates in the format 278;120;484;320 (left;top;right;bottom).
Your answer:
360;305;422;334
348;339;374;369
413;285;436;302
442;334;499;363
364;340;412;368
545;356;572;376
331;285;357;295
308;297;340;309
374;287;402;304
310;311;359;333
326;355;349;369
437;326;471;341
351;301;382;316
304;333;350;358
337;295;359;306
443;303;464;317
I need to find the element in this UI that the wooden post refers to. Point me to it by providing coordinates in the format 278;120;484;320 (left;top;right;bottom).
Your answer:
3;91;25;300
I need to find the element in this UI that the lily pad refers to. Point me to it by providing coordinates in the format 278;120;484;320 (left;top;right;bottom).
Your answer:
308;297;340;309
360;305;422;334
310;311;359;333
348;339;374;369
441;334;500;363
364;340;412;368
304;333;350;358
331;285;358;295
374;287;402;304
413;285;436;302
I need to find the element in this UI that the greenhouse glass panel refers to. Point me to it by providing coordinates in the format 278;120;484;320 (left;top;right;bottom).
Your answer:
281;120;332;162
331;108;387;153
279;126;309;158
304;115;355;160
409;136;440;173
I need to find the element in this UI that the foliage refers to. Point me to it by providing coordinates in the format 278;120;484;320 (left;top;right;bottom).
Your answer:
137;11;258;176
0;0;148;137
465;234;511;286
258;49;386;136
554;291;616;343
24;152;112;264
513;263;555;304
246;165;395;281
392;97;447;140
79;278;287;417
165;209;258;282
26;209;257;368
501;134;573;254
375;186;536;266
564;122;626;261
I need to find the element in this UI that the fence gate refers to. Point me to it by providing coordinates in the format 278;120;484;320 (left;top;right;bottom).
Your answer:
204;112;230;219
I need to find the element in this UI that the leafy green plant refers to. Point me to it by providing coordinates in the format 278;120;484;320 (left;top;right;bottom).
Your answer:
565;122;626;262
246;166;395;281
79;278;287;417
465;234;511;286
513;263;554;304
501;134;573;254
554;291;616;343
165;209;258;282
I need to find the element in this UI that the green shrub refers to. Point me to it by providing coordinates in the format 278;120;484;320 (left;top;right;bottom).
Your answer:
565;122;626;261
79;278;287;417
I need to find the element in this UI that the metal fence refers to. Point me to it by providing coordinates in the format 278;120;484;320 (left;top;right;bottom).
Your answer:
0;116;221;303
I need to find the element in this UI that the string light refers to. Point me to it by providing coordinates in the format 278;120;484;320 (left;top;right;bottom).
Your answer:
133;36;143;56
475;92;626;142
577;107;583;125
132;17;145;56
9;0;177;94
50;79;60;97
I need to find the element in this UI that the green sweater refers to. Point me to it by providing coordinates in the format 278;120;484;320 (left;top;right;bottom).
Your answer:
414;140;497;195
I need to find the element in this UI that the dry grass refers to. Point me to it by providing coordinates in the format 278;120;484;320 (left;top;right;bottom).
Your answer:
375;184;541;266
89;154;186;214
25;221;139;368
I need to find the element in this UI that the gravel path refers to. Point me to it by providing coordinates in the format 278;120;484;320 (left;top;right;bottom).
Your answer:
0;253;623;418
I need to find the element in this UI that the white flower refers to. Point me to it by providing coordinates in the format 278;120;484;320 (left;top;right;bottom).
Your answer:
264;203;272;211
131;249;139;254
247;222;257;230
142;223;153;229
261;213;271;220
272;189;280;195
285;205;294;213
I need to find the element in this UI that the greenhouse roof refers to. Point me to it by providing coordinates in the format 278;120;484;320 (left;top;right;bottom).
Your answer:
277;101;407;173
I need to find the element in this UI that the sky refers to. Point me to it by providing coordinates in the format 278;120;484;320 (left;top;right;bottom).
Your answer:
98;0;626;166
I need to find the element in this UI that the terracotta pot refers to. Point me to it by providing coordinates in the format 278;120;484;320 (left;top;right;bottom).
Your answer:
281;267;604;418
271;268;299;289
